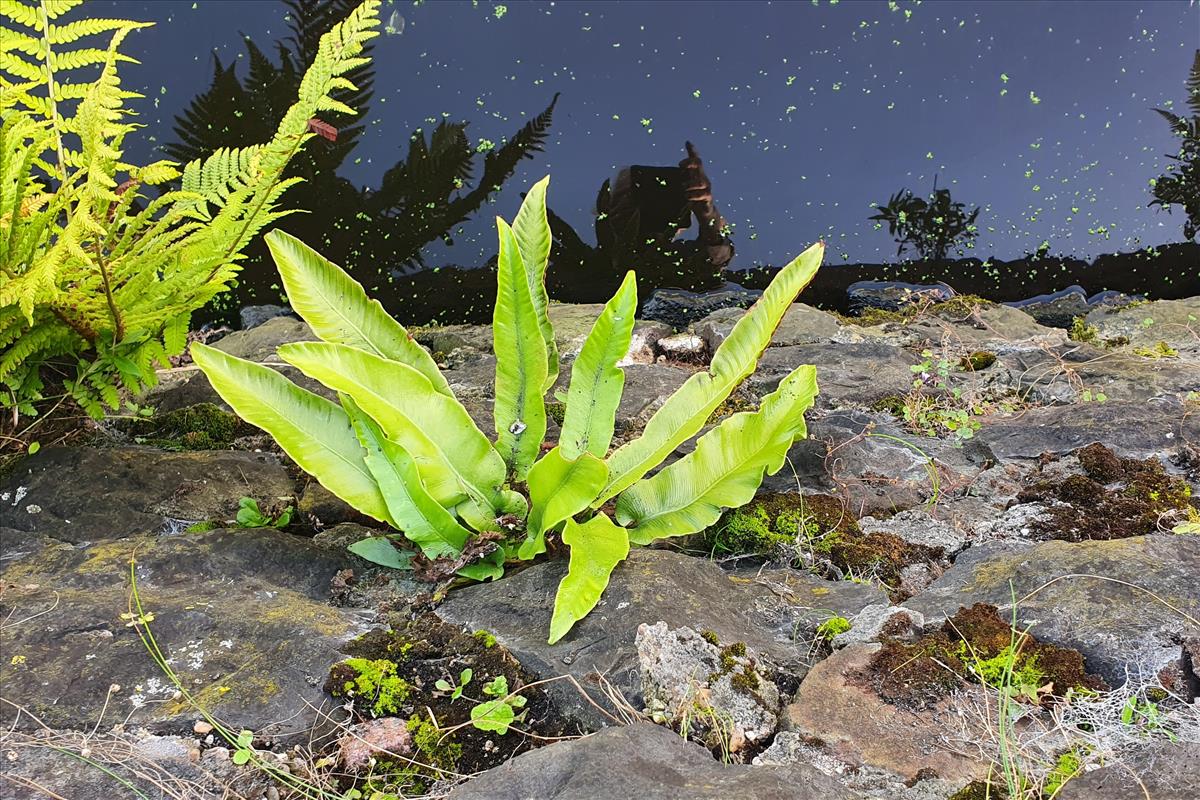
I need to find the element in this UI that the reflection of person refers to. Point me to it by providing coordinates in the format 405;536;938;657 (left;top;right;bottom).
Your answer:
547;141;735;301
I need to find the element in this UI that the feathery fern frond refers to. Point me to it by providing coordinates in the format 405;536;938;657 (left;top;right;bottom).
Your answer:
0;0;381;419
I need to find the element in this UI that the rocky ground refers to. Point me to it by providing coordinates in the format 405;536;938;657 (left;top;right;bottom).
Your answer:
1;294;1198;799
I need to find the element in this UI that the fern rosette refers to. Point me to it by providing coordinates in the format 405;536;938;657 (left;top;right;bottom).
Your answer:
192;175;823;642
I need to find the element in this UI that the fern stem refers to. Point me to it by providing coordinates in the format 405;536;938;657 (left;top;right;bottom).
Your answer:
37;0;68;180
93;241;125;342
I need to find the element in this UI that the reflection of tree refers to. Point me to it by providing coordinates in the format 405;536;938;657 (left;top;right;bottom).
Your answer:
1150;50;1200;241
164;0;557;315
870;179;979;262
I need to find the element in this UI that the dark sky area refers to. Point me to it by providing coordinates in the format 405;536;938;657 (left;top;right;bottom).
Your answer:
106;0;1198;270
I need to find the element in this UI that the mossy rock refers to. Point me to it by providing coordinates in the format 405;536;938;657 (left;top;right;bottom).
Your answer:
863;603;1107;710
702;494;941;597
838;294;995;327
120;402;251;450
1017;443;1193;541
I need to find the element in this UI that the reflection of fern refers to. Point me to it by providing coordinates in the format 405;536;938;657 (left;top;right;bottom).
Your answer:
371;94;560;269
0;0;381;419
1150;49;1200;241
161;1;556;312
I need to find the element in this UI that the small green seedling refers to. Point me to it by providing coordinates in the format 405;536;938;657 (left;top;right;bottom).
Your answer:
232;729;255;765
1120;696;1175;739
235;497;293;529
435;668;473;700
469;675;527;734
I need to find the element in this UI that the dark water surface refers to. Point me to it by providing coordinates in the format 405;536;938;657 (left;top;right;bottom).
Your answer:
102;0;1198;323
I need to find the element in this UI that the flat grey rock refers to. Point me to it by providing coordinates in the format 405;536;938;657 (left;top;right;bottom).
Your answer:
446;722;861;800
976;398;1199;461
0;447;296;543
0;526;369;739
1058;741;1200;799
749;342;920;409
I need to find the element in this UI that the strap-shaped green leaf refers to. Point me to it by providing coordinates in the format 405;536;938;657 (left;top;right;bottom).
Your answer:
596;241;824;504
519;446;609;559
348;536;415;570
616;365;818;544
265;229;453;398
343;394;471;559
511;175;558;391
278;341;505;529
559;271;637;460
548;513;630;644
457;548;506;582
493;218;549;481
190;342;389;522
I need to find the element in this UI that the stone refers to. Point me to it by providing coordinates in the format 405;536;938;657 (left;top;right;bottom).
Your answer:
609;364;695;437
419;310;672;361
1085;297;1200;350
0;446;296;543
547;303;609;353
239;304;292;330
904;535;1200;687
846;281;955;315
784;643;991;784
1057;741;1200;800
636;622;780;752
622;320;675;365
642;283;763;328
655;332;707;362
886;304;1063;350
298;478;365;527
831;604;925;649
857;509;969;556
755;732;962;800
1003;344;1200;404
0;526;370;739
445;722;860;800
748;342;921;409
436;549;885;729
1006;285;1091;328
147;316;321;412
338;717;414;772
415;323;493;356
0;729;269;800
695;303;846;351
762;410;991;515
977;398;1199;461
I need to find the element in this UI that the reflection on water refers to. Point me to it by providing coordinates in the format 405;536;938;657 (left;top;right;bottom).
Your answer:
101;0;1199;324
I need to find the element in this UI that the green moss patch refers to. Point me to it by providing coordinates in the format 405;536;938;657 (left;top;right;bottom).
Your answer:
120;403;252;450
837;294;995;327
858;603;1107;711
959;350;997;371
1017;443;1194;541
702;493;942;598
948;781;1007;800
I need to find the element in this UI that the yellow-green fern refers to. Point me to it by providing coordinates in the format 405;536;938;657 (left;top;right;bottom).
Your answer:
0;0;381;418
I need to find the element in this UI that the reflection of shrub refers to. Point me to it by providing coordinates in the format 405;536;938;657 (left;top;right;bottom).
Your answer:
1150;50;1200;241
870;180;980;261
